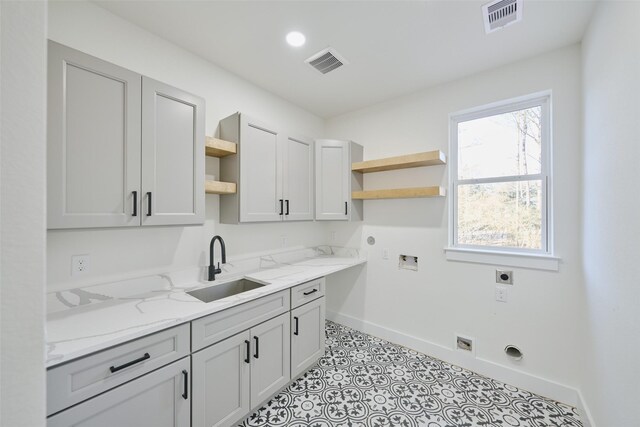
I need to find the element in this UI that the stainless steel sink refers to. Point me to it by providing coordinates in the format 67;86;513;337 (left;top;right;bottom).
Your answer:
187;279;265;303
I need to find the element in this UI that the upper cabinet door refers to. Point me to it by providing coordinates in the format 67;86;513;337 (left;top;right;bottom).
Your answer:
47;41;142;229
315;140;350;220
141;77;205;226
238;115;283;223
283;136;314;221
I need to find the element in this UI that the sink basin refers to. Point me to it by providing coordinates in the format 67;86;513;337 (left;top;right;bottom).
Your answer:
187;279;265;303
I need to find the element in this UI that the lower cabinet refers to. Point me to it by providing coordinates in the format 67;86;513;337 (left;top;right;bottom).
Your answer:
291;297;326;378
192;312;291;427
47;357;190;427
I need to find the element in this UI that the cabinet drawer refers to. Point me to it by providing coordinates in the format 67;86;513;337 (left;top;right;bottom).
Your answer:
192;290;289;352
290;278;325;309
47;323;190;416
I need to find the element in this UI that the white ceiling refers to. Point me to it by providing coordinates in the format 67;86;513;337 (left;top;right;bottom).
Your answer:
94;0;597;118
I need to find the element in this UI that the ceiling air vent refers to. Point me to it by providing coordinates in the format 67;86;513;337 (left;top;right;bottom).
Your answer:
305;48;348;75
482;0;523;34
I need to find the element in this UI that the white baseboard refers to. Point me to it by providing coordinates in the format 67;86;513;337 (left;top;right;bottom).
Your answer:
327;310;584;409
576;389;596;427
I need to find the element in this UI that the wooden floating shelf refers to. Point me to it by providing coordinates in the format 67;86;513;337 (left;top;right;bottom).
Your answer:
205;137;237;158
205;180;236;195
352;150;446;173
352;186;446;200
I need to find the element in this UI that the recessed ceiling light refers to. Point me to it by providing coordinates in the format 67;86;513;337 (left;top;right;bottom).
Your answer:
286;31;306;47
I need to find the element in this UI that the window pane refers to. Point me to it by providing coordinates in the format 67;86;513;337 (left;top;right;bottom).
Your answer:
458;106;542;180
457;180;543;250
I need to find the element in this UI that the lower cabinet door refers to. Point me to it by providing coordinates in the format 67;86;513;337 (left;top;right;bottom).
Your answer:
249;313;291;408
192;330;251;427
47;357;190;427
291;297;326;378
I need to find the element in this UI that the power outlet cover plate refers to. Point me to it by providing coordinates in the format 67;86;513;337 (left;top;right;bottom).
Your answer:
71;254;90;276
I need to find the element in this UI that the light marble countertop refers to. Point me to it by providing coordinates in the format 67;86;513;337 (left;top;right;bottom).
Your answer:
46;246;366;368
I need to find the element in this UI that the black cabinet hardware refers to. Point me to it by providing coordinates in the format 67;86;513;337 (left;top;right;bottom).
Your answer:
294;317;299;336
132;191;137;217
279;199;284;215
182;370;188;400
285;200;290;216
303;288;318;296
345;201;348;215
109;352;150;373
244;340;250;364
254;336;259;359
146;192;152;216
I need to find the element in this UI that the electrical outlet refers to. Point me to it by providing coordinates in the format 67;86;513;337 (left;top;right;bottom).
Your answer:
280;236;287;247
495;286;508;302
71;254;90;276
382;248;389;260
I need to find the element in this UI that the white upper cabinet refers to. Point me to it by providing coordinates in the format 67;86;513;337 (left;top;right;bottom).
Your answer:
48;41;142;229
283;136;314;221
47;41;205;229
141;77;205;225
315;139;363;221
219;113;314;223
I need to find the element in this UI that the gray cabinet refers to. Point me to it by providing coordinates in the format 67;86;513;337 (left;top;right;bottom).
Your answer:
192;330;251;427
47;357;190;427
47;40;142;229
47;41;205;229
219;113;314;223
250;313;291;407
141;77;205;225
291;297;326;378
192;313;291;427
315;139;363;221
282;135;314;221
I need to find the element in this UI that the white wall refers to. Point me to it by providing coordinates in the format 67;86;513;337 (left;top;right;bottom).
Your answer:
47;1;327;291
325;45;585;398
0;1;47;425
581;2;640;425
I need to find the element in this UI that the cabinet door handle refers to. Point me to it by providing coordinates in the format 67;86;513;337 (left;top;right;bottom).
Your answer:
109;352;150;373
303;288;318;296
146;192;152;216
254;336;259;359
132;191;138;217
285;200;290;216
345;201;348;215
182;369;188;400
244;340;250;364
279;199;283;216
294;317;299;336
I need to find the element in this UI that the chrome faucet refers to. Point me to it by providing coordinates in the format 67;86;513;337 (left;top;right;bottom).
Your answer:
208;235;227;281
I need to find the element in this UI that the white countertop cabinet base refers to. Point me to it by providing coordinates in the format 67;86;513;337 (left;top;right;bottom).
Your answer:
291;297;326;378
47;357;190;427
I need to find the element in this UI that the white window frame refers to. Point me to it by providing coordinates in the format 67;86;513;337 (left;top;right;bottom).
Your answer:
446;91;558;270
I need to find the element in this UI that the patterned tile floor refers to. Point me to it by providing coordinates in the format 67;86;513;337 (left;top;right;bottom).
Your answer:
239;321;582;427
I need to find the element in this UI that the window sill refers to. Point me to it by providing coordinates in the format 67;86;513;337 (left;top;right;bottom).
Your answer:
444;247;560;271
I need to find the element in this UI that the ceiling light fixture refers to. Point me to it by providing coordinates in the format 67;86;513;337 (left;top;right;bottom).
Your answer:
286;31;306;47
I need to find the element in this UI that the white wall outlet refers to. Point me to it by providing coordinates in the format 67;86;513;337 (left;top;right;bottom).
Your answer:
280;235;287;247
454;334;476;356
496;269;513;284
382;248;389;260
495;285;508;302
71;254;90;276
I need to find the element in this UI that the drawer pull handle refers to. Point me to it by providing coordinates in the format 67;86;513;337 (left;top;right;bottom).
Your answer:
254;336;259;359
279;199;283;216
244;340;250;364
285;199;290;216
303;289;318;296
109;352;150;373
294;316;299;336
182;370;188;400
